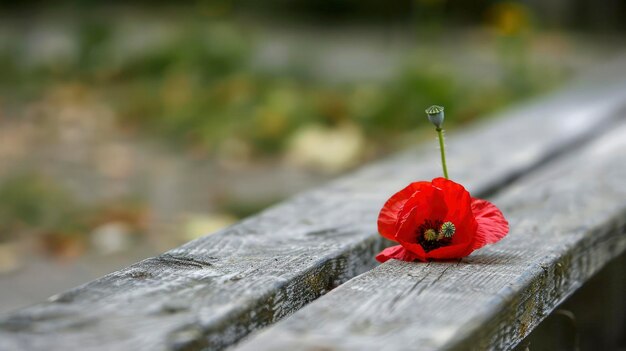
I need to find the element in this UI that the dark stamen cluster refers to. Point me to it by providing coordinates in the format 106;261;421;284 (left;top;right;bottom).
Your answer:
417;219;453;252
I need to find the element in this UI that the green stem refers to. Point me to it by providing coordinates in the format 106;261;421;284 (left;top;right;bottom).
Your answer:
436;128;449;179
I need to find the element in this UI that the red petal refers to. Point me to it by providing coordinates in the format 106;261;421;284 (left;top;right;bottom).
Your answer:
471;198;509;250
431;177;477;247
394;206;425;245
398;186;448;230
426;241;473;260
375;245;418;263
377;181;430;241
432;178;473;225
397;240;428;262
394;207;429;261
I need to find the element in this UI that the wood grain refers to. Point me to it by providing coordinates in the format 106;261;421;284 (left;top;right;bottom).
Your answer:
1;58;626;351
234;121;626;351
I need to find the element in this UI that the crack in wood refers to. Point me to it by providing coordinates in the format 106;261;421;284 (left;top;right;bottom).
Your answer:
155;254;217;269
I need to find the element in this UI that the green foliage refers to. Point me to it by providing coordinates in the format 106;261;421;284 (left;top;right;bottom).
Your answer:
0;174;82;242
0;14;565;157
76;20;113;72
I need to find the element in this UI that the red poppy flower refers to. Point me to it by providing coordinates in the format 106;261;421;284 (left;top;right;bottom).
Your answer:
376;177;509;263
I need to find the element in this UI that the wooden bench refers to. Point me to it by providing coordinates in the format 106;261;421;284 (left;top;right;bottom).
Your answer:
234;120;626;351
1;57;626;351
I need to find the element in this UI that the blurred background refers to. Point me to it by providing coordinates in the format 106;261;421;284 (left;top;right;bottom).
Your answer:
0;0;625;313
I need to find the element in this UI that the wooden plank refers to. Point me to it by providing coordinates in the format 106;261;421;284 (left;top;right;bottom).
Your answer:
234;121;626;351
1;59;626;351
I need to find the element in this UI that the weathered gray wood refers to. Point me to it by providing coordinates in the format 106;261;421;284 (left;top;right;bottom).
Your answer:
1;57;626;351
234;121;626;351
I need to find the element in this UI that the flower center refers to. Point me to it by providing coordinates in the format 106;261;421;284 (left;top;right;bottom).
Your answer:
417;220;456;252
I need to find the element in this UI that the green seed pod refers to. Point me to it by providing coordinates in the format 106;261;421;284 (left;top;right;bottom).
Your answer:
425;105;445;129
440;221;455;238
